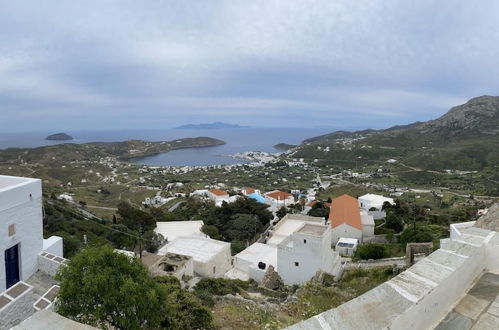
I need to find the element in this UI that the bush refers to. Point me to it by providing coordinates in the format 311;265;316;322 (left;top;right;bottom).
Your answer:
194;278;249;296
398;227;434;244
354;243;387;260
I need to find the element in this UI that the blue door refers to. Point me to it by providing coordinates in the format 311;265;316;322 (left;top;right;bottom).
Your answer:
5;244;20;289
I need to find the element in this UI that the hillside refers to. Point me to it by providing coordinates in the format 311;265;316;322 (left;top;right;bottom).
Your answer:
292;96;499;193
0;137;225;165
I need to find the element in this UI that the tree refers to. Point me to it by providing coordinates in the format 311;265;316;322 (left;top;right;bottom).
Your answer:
276;206;288;219
224;214;263;241
384;213;404;233
56;247;166;329
355;243;387;260
142;231;165;253
117;202;155;232
201;224;221;240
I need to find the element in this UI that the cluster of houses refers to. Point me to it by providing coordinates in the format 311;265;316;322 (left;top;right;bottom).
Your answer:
147;189;396;285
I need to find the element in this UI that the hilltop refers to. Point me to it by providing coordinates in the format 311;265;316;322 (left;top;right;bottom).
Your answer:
175;122;249;129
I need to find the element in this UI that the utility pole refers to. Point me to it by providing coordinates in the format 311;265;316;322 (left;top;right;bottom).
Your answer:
139;224;144;261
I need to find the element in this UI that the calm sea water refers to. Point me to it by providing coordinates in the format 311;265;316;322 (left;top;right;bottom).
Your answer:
0;128;338;166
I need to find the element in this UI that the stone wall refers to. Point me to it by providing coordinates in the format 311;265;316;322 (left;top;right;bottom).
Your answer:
287;222;496;329
0;281;34;330
38;252;68;277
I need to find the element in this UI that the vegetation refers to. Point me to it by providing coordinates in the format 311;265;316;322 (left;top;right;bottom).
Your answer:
56;247;213;330
354;243;388;260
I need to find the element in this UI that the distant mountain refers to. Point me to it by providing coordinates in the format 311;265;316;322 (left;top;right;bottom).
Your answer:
46;133;73;141
294;95;499;178
175;122;249;129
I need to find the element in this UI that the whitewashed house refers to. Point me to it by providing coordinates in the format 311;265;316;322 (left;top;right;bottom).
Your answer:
265;190;295;210
358;193;395;211
0;175;63;291
207;189;230;207
277;223;342;284
242;187;260;196
335;238;359;257
330;194;374;244
161;236;231;278
225;243;277;282
155;220;207;253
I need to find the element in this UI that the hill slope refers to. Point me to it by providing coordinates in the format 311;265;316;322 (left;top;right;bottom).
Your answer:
294;95;499;175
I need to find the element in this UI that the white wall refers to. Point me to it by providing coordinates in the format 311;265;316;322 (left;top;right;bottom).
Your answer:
391;239;486;330
195;244;231;278
362;224;374;239
331;224;362;244
278;227;340;285
42;237;63;257
0;178;43;291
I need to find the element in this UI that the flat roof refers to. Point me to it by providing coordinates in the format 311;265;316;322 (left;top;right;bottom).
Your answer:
0;175;38;191
235;243;277;267
297;224;327;236
162;236;229;263
337;237;359;244
154;220;205;243
268;216;324;246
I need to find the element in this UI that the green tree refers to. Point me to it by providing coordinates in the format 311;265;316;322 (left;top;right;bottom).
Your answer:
201;224;221;240
56;247;166;329
276;206;289;219
384;213;404;233
355;243;387;260
117;202;155;232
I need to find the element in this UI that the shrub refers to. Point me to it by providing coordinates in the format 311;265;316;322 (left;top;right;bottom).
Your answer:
354;243;387;260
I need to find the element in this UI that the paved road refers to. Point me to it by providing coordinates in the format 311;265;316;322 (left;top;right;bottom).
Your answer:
168;201;184;212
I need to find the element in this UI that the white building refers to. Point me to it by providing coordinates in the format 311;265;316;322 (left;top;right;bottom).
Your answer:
265;190;295;210
161;236;231;278
358;193;395;211
207;189;230;207
142;195;168;207
242;187;261;196
267;214;328;247
277;223;342;285
330;194;375;244
335;238;359;257
155;220;206;253
0;175;63;291
226;243;277;282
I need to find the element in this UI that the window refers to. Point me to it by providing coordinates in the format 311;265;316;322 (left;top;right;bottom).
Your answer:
295;262;299;267
303;239;307;244
213;266;216;274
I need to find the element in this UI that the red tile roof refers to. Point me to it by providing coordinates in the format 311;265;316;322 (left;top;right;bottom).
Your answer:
329;194;362;230
266;191;293;200
245;188;256;194
208;189;228;196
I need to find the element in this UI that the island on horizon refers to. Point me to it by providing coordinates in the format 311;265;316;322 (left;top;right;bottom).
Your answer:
46;133;74;141
175;122;250;130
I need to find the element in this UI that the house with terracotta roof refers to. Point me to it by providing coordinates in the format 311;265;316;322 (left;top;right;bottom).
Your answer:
242;187;260;196
329;194;374;244
207;189;230;206
265;190;295;210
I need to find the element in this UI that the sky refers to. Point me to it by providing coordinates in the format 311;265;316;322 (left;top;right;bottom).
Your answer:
1;1;499;132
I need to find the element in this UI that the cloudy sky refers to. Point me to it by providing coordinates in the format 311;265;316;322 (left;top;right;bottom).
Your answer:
1;1;499;132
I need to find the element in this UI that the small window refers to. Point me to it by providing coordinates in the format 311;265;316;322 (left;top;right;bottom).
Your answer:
295;262;299;267
213;266;216;274
303;239;307;244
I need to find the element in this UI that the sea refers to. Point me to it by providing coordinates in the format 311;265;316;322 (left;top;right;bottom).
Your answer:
0;128;342;166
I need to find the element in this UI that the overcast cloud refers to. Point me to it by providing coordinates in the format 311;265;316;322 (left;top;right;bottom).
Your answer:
1;0;498;132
